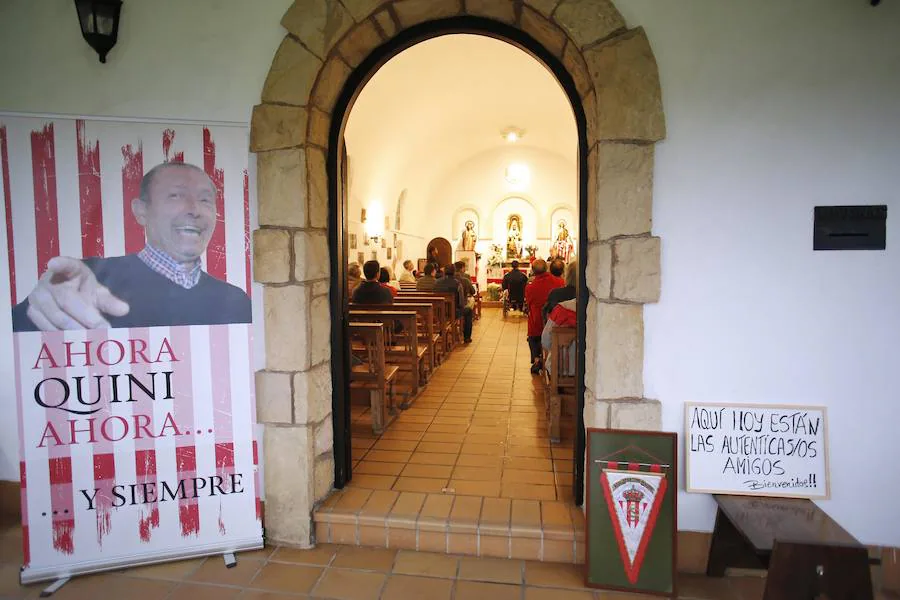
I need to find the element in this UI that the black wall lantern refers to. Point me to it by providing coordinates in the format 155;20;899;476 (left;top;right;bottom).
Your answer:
74;0;123;63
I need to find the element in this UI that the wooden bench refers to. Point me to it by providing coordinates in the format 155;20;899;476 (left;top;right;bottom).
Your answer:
394;296;447;365
348;310;421;402
541;326;576;443
398;292;458;350
350;303;434;384
348;322;398;435
707;494;877;599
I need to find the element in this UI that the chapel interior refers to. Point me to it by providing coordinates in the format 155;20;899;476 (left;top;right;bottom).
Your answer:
340;34;581;511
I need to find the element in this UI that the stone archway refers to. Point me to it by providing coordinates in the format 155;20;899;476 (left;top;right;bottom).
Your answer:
250;0;665;547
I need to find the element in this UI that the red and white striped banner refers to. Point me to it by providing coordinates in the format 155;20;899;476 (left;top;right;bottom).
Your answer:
1;115;261;584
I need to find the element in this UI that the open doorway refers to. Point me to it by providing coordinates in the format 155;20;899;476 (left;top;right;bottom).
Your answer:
329;28;588;518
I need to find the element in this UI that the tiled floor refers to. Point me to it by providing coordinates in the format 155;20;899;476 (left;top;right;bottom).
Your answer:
0;519;778;599
347;308;577;503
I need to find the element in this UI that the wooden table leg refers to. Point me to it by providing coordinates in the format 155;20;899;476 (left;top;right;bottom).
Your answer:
706;508;765;577
764;541;873;600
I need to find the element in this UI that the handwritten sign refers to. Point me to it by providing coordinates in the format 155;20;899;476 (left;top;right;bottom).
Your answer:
684;403;829;499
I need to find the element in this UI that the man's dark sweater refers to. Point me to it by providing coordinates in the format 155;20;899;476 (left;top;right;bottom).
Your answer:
351;280;393;304
11;254;251;331
502;269;528;302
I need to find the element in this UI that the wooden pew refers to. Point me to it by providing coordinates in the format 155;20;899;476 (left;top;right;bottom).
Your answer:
393;296;447;364
706;495;877;599
348;322;398;435
399;291;459;348
350;303;434;384
541;326;576;443
348;310;421;401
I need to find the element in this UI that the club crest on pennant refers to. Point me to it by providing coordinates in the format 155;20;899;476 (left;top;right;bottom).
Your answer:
599;462;668;584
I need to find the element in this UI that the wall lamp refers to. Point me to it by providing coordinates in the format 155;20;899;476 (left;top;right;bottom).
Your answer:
74;0;123;63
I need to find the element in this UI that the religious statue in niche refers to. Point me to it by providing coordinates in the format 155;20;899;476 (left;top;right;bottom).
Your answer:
550;219;575;262
461;220;477;251
506;214;524;260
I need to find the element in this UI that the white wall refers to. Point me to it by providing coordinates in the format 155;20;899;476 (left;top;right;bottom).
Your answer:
1;0;899;547
615;0;900;545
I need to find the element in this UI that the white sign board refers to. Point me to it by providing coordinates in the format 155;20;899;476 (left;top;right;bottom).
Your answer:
685;403;829;499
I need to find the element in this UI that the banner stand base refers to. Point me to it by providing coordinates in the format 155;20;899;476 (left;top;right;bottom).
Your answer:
39;577;70;597
224;553;237;569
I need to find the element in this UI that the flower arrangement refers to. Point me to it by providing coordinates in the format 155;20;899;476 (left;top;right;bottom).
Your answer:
524;244;538;259
486;283;502;301
487;244;504;268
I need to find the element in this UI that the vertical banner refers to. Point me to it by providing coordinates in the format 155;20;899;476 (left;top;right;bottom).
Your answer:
0;115;262;584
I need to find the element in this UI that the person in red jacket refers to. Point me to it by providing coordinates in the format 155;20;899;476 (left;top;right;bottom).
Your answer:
524;259;564;373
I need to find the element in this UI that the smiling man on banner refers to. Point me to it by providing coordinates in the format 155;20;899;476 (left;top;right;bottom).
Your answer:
11;162;251;331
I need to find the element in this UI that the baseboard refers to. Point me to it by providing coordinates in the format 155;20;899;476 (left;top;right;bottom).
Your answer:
0;479;20;524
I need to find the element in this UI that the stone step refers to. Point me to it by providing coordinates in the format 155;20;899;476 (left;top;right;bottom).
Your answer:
312;489;585;563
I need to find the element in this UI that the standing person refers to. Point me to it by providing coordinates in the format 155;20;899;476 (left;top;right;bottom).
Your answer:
543;259;576;322
416;263;437;291
11;161;250;331
351;260;393;304
435;264;473;343
347;262;362;296
524;259;564;373
378;267;398;297
501;260;528;311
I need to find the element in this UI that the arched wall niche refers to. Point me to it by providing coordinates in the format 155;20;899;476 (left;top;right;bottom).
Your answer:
250;0;666;547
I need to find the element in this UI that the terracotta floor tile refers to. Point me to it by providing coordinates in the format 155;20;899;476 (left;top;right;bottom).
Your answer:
334;487;374;512
408;452;458;466
502;482;557;501
381;574;454;600
510;499;542;529
379;429;426;441
461;443;501;455
454;580;522;600
502;469;556;485
524;561;586;589
422;432;466;443
332;546;398;571
504;457;553;471
122;557;205;580
452;466;502;481
352;473;398;489
54;575;176;600
359;490;401;518
373;439;419;452
427;423;469;433
188;558;266;586
419;493;455;520
458;557;523;584
389;491;427;518
365;450;413;463
393;476;449;493
449;480;501;497
269;544;338;565
401;463;454;479
417;441;463;454
393;550;459;578
247;563;322;594
168;582;241;600
524;588;594;600
311;569;386;600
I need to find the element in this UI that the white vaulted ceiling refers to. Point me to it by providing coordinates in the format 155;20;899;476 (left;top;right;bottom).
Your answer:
344;33;577;210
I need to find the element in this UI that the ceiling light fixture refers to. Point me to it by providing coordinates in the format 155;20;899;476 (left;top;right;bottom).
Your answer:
502;127;525;143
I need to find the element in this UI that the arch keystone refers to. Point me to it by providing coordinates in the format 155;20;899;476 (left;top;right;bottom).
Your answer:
584;27;666;142
464;0;516;24
552;0;625;48
393;0;463;29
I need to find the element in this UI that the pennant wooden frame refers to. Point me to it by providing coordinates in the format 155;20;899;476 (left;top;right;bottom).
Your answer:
585;428;678;597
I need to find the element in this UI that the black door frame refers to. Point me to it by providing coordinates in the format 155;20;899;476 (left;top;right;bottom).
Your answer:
327;15;590;504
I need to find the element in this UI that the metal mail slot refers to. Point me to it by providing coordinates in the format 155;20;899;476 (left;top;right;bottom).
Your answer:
813;205;886;251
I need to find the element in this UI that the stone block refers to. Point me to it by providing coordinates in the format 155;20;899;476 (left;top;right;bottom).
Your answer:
393;0;461;29
264;424;314;546
582;89;597;145
523;0;560;18
582;395;609;429
281;0;353;60
306;147;329;228
337;18;383;67
308;108;330;150
264;286;310;371
520;7;566;59
562;39;592;97
343;0;391;22
294;362;333;424
594;142;653;239
585;299;643;399
313;280;330;296
294;231;329;282
613;236;660;303
257;148;308;227
373;9;397;38
586;147;598;242
553;0;624;48
314;452;335;503
465;0;515;24
314;414;334;455
250;105;308;152
609;399;661;430
586;242;611;299
311;56;352;113
310;294;331;365
255;370;293;424
261;37;323;106
584;28;666;142
253;229;291;283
